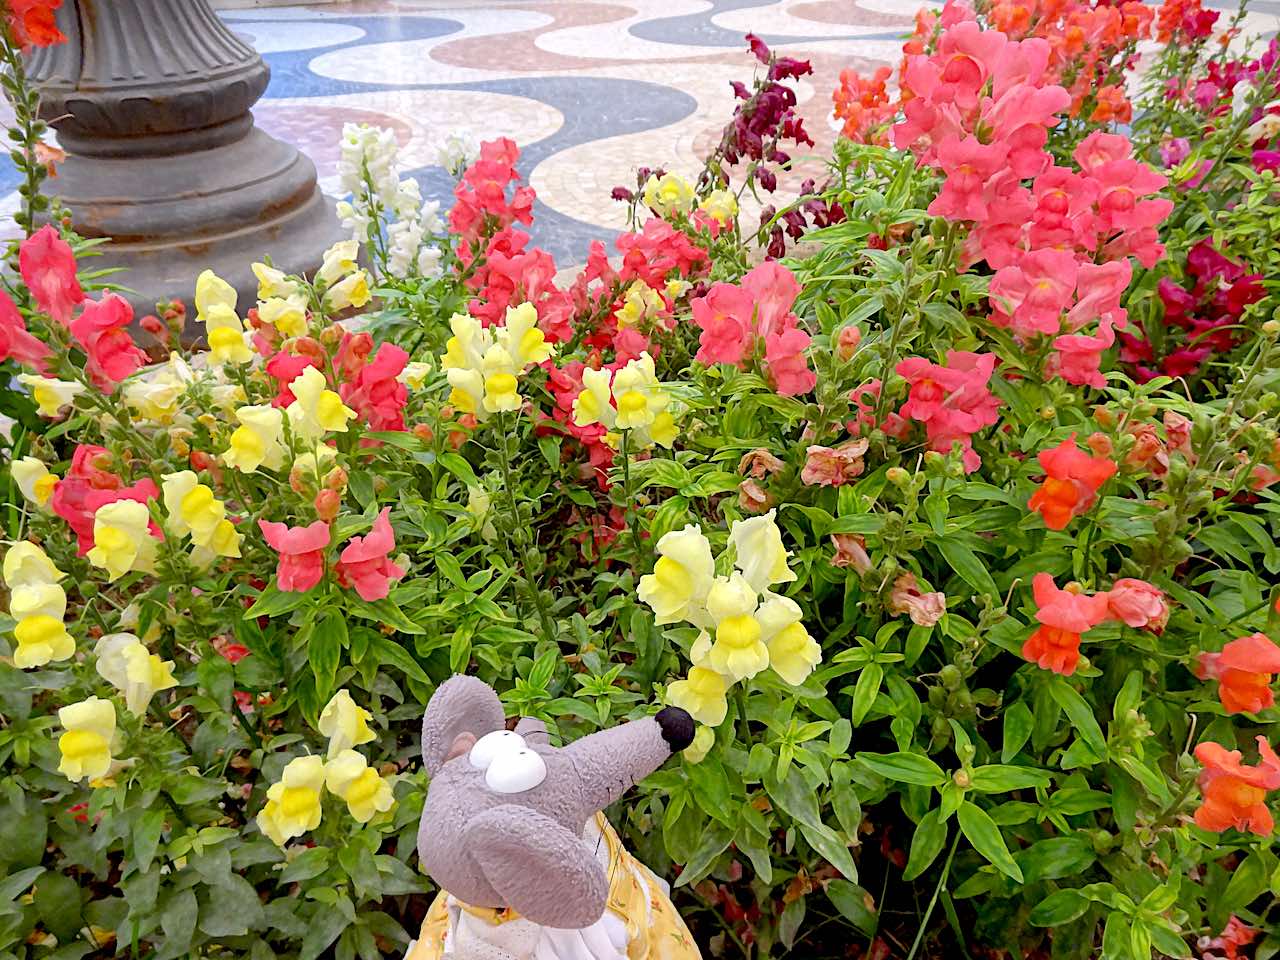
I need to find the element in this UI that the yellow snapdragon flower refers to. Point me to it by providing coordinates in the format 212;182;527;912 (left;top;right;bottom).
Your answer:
666;666;728;726
11;456;58;508
698;189;738;225
318;690;376;758
616;281;666;329
3;541;64;588
57;696;116;783
17;374;84;418
204;303;253;366
317;240;360;285
94;633;178;715
87;500;158;581
161;471;241;559
572;352;677;449
286;366;355;441
642;173;694;217
195;269;237;319
252;261;301;300
702;573;770;681
258;295;309;338
441;306;553;420
325;749;395;823
683;725;716;763
758;594;821;686
11;571;74;668
730;509;797;594
222;404;286;473
257;755;326;846
398;360;432;390
637;525;715;626
325;270;372;311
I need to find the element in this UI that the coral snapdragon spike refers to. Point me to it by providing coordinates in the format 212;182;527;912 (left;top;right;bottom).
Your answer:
1028;436;1116;530
1196;633;1280;715
895;351;1001;472
4;0;67;51
1193;737;1280;835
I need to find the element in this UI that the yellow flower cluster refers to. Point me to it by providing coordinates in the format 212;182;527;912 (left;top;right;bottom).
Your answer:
571;351;678;450
640;511;821;741
642;172;694;217
698;189;738;226
317;241;372;311
161;471;243;564
253;261;308;338
615;281;666;329
441;303;553;418
94;632;177;716
222;404;286;473
196;270;254;367
256;689;394;846
5;542;73;668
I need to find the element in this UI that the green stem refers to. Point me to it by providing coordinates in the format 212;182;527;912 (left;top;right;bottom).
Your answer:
619;429;644;564
734;686;752;746
495;413;557;643
905;830;960;960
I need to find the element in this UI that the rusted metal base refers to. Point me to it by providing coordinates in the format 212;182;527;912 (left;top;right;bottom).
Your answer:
26;0;345;328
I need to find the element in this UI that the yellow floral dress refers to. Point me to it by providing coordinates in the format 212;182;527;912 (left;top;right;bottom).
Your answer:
406;815;700;960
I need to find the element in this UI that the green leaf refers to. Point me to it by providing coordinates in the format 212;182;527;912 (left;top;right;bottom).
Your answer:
1029;889;1088;926
369;635;430;684
133;809;165;873
437;452;479;488
1223;849;1270;912
279;846;332;883
160;888;199;957
849;663;882;727
1001;701;1033;762
826;879;877;936
778;897;806;950
1047;676;1106;759
673;821;734;888
903;808;947;882
1101;912;1129;959
309;611;347;703
735;823;773;885
299;904;353;960
798;820;859;883
244;585;312;620
936;537;998;598
34;872;82;942
349;596;424;634
970;764;1051;793
856;751;946;787
957;802;1022;882
1016;837;1095;883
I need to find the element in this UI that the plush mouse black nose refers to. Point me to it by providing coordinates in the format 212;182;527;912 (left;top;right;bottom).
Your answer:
655;706;695;752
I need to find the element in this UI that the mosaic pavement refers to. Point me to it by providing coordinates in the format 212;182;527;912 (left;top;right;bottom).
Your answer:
5;0;1279;265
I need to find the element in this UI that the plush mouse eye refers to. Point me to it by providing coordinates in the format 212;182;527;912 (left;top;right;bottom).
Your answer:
484;748;547;793
468;730;525;770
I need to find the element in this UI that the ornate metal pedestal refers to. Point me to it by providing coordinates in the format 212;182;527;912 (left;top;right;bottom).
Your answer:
26;0;344;325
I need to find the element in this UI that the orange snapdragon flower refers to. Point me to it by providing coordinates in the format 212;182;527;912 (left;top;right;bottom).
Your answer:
1193;737;1280;835
1023;573;1111;675
1196;633;1280;714
1028;436;1116;530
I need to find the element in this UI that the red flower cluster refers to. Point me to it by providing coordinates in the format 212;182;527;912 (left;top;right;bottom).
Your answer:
339;336;410;433
832;65;895;145
1155;0;1218;44
4;0;65;50
1193;737;1280;835
1120;240;1265;382
691;261;816;396
1024;572;1166;674
895;351;1001;472
449;137;534;257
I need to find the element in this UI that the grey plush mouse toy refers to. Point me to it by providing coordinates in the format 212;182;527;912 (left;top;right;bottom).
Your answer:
405;675;703;960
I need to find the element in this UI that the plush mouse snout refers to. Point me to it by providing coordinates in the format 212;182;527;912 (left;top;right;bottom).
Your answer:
655;706;695;752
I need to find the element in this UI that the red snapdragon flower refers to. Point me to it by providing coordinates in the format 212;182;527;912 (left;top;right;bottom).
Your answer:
19;224;84;326
0;288;51;371
258;519;330;592
1028;436;1116;530
1192;737;1280;834
335;508;405;602
1023;572;1111;675
1196;633;1280;714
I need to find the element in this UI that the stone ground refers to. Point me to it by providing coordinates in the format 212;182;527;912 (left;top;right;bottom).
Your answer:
2;0;1277;266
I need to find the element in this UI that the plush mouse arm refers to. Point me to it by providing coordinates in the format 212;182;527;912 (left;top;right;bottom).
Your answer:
466;805;609;928
563;706;695;814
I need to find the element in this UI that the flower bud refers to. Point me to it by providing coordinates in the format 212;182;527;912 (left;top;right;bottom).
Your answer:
1263;319;1280;336
314;488;341;521
319;323;344;346
1039;405;1056;420
886;466;911;488
323;467;348;492
413;423;434;443
835;325;862;361
189;451;214;472
952;769;972;789
1093;406;1117;428
289;465;309;494
1086;432;1113;457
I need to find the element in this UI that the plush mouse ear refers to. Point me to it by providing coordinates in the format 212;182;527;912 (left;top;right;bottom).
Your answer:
466;806;609;928
421;675;506;776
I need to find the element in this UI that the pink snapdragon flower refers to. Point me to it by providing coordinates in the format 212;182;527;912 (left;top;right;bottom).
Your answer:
335;508;405;602
258;519;330;592
896;351;1001;472
19;224;84;327
69;293;148;390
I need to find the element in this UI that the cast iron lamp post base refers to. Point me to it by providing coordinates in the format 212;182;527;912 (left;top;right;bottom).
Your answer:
26;0;345;331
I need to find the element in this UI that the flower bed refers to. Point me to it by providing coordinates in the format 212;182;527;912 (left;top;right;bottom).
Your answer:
1;0;1280;958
